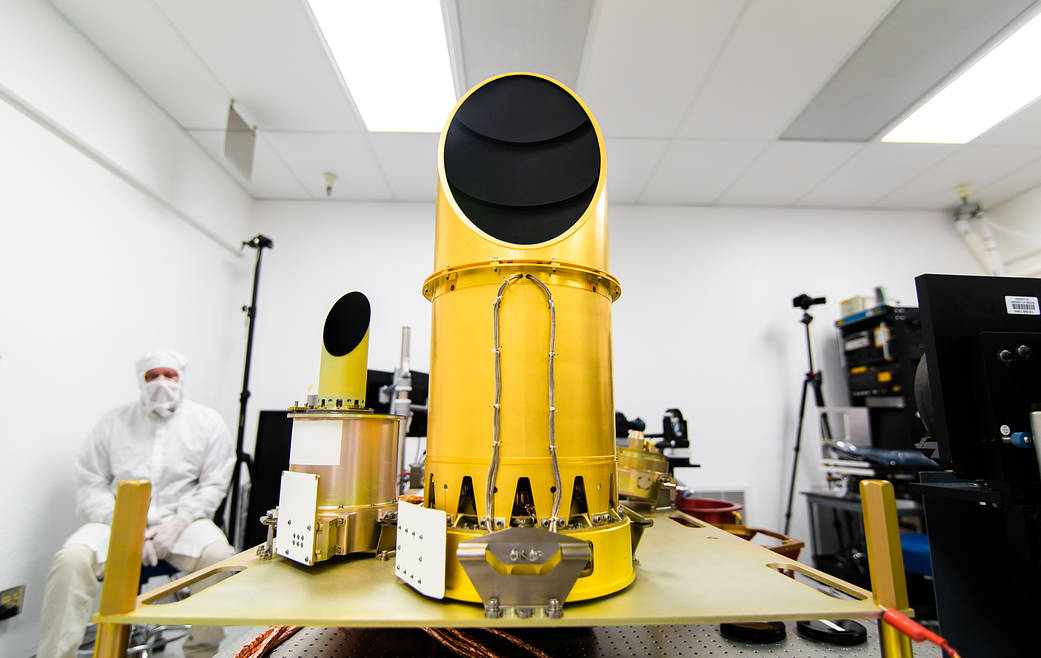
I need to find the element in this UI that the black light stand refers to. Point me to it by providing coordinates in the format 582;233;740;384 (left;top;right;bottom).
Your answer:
226;234;273;547
779;295;867;649
783;294;833;536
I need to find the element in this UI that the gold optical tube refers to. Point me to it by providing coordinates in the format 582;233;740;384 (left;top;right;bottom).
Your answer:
274;290;400;567
424;73;633;603
317;291;370;409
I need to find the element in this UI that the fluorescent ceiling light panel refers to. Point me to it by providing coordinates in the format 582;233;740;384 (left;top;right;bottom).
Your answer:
309;0;456;132
883;10;1041;144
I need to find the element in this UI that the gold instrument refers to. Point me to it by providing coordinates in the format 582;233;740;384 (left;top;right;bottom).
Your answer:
617;432;677;508
273;291;400;566
422;73;637;612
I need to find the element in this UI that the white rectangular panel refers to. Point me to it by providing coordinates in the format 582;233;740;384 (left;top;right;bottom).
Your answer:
395;502;447;599
276;470;319;565
289;419;342;466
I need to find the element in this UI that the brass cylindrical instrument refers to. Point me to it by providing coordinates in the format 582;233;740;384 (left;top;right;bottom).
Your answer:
423;73;634;604
275;291;400;566
287;412;399;561
617;432;676;507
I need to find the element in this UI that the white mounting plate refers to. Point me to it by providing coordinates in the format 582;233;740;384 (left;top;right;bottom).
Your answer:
395;501;447;599
276;470;319;566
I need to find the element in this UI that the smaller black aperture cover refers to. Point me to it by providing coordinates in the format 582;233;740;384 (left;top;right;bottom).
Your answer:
443;75;601;245
323;291;370;356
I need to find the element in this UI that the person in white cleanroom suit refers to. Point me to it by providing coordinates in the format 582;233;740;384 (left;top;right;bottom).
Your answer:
37;349;236;658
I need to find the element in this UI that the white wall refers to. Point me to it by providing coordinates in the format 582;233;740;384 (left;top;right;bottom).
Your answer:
0;3;253;656
988;183;1041;275
0;0;248;252
246;201;434;439
249;200;981;550
608;205;979;546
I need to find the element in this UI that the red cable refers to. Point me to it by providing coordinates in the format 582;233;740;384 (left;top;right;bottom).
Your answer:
882;608;961;658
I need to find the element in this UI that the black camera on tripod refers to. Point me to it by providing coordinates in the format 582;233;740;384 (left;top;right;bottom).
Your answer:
792;293;826;310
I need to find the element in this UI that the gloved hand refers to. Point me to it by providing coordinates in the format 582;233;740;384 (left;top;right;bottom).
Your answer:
141;539;159;567
145;517;189;560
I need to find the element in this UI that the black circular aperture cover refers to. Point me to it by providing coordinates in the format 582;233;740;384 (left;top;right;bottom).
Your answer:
323;291;370;357
444;75;600;245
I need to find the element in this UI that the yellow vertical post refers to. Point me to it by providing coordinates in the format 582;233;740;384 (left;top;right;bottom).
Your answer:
94;480;151;658
859;479;913;658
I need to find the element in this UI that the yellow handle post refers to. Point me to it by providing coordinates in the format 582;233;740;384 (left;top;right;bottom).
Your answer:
94;479;151;658
859;479;913;658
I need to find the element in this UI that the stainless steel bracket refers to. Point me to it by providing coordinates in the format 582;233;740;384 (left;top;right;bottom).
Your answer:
457;527;592;619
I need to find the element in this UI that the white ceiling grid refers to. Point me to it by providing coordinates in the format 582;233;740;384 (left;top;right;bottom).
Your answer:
719;141;864;207
578;0;746;138
797;143;960;207
454;0;593;90
640;140;768;205
879;146;1041;208
603;139;670;205
189;129;309;199
265;132;391;201
677;0;897;140
45;0;1041;211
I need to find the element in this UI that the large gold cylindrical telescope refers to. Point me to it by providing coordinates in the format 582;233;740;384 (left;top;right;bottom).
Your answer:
423;73;633;605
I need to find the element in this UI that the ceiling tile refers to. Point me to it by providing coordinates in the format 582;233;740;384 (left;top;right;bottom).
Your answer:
578;0;745;138
455;0;592;91
369;133;439;201
50;0;229;129
797;143;958;207
188;130;308;199
974;98;1041;146
783;0;1038;141
878;146;1041;209
974;154;1041;207
604;139;669;204
719;141;863;206
153;0;364;132
639;140;767;205
680;0;895;139
265;132;392;201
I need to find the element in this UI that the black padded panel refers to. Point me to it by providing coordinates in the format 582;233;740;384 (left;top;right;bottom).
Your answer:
443;74;600;246
448;183;597;246
445;123;599;207
323;291;370;357
453;75;589;143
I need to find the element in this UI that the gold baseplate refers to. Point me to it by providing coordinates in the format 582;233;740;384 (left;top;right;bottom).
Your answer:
97;511;881;628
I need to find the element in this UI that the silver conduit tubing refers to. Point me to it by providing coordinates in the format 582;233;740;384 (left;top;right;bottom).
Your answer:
486;274;524;532
524;274;562;532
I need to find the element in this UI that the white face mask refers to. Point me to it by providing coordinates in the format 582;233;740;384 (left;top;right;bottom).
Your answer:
143;378;183;418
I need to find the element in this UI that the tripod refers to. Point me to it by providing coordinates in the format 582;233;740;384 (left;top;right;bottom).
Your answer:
783;298;833;536
226;234;273;547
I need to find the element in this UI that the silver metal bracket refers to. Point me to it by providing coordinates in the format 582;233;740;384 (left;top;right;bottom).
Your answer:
457;527;591;619
256;509;277;559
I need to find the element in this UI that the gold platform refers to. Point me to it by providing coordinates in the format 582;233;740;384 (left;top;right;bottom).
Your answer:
102;515;880;629
93;480;914;657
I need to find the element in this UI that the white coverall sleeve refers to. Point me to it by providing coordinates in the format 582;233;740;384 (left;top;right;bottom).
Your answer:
175;415;235;524
75;417;115;524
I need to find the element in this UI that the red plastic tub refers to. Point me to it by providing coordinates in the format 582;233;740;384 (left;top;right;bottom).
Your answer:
675;496;743;525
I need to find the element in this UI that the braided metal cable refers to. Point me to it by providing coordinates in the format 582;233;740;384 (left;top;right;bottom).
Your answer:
486;273;524;532
524;274;561;532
